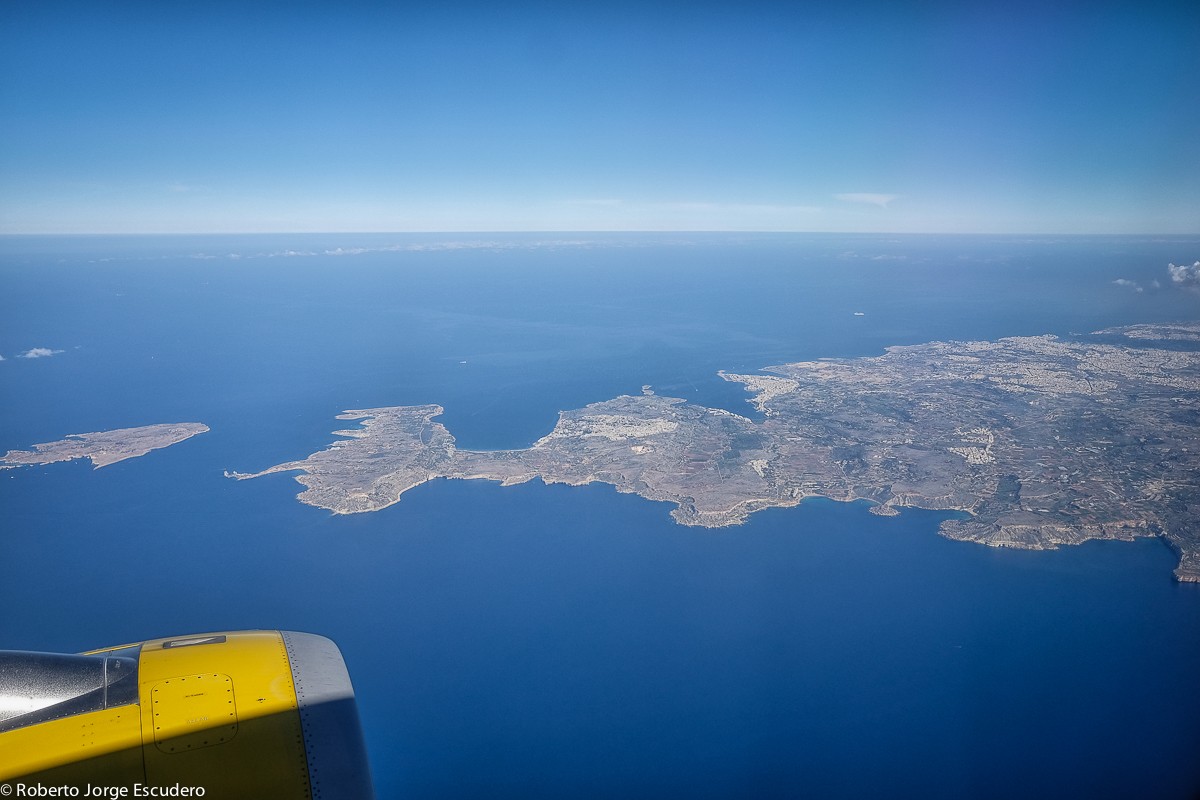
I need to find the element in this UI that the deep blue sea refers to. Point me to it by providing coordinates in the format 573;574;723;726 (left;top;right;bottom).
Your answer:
2;233;1199;798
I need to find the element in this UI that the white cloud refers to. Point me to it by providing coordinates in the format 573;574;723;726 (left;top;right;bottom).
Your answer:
1112;278;1142;292
835;193;899;208
1167;261;1200;290
674;201;821;214
1151;279;1162;289
19;347;64;359
178;239;627;262
566;198;625;207
836;251;908;261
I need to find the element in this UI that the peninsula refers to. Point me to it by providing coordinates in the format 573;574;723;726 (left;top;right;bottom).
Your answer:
229;323;1200;582
1;423;210;469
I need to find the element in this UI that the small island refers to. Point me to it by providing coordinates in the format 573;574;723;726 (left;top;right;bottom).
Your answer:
1;423;210;469
230;323;1200;582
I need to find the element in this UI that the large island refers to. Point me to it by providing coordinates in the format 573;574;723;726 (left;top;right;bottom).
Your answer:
229;323;1200;582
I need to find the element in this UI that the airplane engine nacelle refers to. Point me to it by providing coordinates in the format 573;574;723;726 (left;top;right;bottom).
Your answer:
0;630;373;799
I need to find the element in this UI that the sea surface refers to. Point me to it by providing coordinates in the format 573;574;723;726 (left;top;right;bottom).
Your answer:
2;233;1199;798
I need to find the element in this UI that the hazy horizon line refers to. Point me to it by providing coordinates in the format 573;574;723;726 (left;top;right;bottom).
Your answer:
3;229;1199;238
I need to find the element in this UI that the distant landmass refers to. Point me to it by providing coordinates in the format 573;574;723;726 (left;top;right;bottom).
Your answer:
0;423;209;469
229;323;1200;582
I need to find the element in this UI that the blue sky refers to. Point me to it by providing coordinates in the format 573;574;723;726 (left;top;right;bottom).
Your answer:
2;1;1197;234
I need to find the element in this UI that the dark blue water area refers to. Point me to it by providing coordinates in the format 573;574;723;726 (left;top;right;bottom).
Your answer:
2;233;1200;797
2;468;1198;799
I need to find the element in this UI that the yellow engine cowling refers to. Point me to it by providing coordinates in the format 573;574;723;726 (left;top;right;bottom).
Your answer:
0;630;373;799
